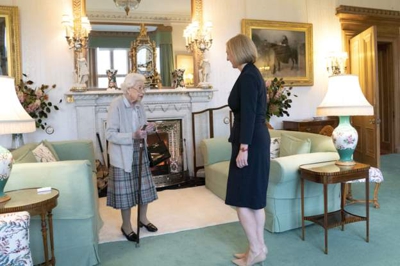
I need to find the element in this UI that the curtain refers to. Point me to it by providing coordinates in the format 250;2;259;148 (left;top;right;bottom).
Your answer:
154;31;173;87
87;48;97;87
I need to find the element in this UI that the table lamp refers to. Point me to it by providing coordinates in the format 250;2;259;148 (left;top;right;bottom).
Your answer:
0;75;36;202
317;74;374;165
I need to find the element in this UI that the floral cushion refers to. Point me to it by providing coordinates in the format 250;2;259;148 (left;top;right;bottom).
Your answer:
347;167;384;183
0;211;33;266
270;137;281;159
32;141;59;162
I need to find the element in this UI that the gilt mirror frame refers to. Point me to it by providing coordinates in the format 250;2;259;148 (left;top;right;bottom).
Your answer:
191;0;203;86
130;24;157;79
0;6;22;82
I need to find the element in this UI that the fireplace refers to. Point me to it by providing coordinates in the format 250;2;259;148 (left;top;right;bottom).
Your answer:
65;88;214;181
148;119;186;188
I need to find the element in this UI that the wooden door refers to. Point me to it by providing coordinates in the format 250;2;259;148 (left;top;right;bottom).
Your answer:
349;26;380;167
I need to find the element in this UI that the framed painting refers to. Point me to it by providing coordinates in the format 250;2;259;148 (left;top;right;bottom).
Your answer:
242;19;313;86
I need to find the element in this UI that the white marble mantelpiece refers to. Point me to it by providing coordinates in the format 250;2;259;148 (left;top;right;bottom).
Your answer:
65;87;215;176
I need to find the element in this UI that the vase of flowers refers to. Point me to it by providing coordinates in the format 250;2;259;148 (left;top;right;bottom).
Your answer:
15;74;61;130
265;77;297;122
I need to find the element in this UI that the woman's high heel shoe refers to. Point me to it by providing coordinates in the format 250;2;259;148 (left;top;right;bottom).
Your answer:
234;245;268;259
232;250;267;266
247;251;266;266
234;251;247;259
232;258;246;266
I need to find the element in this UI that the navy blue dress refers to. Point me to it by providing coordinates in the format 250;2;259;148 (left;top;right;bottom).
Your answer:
225;63;270;210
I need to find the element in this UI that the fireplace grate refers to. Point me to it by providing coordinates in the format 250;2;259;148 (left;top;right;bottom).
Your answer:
148;119;187;188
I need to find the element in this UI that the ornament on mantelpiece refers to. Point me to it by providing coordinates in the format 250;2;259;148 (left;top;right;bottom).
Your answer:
107;69;118;90
171;69;185;88
198;58;212;88
71;57;89;92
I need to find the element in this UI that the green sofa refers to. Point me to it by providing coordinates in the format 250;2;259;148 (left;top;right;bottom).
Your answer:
6;140;102;266
200;130;341;233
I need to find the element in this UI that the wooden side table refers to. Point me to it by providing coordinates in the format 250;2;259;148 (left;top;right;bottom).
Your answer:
299;162;370;254
0;188;59;265
283;118;338;134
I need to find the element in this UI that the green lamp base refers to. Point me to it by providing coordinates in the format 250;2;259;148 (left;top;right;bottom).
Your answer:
332;116;358;166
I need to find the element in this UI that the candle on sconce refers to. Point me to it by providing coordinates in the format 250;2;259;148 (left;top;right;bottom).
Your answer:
204;21;213;39
183;29;188;46
61;14;72;37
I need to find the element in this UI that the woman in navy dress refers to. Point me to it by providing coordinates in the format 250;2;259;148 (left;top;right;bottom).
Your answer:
225;34;271;266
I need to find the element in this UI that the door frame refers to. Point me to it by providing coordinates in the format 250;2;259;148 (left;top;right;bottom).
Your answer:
336;5;400;153
377;41;396;154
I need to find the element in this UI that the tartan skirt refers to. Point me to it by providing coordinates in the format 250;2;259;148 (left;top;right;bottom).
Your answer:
107;140;158;209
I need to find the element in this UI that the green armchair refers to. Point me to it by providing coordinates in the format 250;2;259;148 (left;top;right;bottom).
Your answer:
6;140;102;265
200;130;341;233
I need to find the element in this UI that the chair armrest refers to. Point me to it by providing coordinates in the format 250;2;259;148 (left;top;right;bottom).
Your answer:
200;137;231;166
6;160;97;219
270;152;339;184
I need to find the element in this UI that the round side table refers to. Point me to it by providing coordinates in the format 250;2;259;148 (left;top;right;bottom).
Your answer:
0;187;59;266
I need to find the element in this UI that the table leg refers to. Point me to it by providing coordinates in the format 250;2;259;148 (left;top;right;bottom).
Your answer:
48;211;56;265
324;183;328;254
301;178;305;240
40;213;49;266
341;183;345;231
366;174;369;242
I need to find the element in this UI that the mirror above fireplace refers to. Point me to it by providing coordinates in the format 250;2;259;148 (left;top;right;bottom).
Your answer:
84;0;203;87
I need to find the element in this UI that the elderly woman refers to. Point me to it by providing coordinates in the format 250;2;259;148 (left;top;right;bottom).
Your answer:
106;73;158;242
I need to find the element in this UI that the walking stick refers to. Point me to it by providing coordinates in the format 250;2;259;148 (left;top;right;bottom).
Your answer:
136;138;144;248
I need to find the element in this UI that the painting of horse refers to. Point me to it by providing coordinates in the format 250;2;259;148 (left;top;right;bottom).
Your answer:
241;19;313;86
253;34;301;75
269;41;298;73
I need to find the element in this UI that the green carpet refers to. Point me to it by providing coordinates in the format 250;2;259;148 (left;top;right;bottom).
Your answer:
98;154;400;266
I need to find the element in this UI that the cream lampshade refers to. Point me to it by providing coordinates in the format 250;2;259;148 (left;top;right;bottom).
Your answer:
317;74;374;165
0;75;36;202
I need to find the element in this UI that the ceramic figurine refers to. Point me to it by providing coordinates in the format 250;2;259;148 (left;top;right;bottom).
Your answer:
198;59;212;88
107;69;118;89
172;69;185;88
71;57;89;92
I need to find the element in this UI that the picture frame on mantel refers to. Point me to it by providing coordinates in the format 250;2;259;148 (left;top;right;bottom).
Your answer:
242;19;313;86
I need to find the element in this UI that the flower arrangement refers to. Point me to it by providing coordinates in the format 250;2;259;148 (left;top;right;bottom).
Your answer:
15;74;61;130
265;77;297;121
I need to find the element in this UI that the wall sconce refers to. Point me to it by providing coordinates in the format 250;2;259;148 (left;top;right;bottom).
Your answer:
325;51;348;76
61;14;92;52
184;21;213;53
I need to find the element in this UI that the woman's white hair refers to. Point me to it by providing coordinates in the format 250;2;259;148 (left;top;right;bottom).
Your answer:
120;73;146;93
